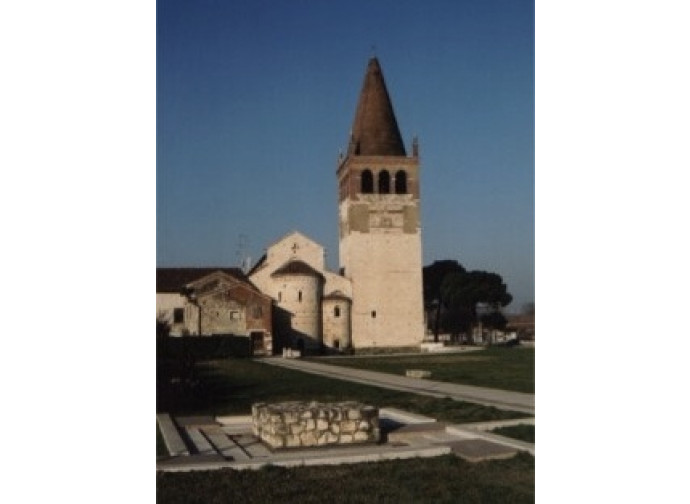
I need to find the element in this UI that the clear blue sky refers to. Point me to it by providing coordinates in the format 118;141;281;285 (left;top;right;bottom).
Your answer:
157;0;534;312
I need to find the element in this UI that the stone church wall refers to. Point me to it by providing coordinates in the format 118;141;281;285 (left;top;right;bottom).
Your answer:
274;274;322;349
322;297;351;349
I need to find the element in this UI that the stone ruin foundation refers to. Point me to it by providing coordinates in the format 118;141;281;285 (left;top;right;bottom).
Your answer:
252;401;380;450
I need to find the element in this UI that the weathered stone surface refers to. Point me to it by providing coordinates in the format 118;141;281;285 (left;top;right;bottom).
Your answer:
348;409;362;420
284;411;300;423
252;401;380;449
266;434;285;449
406;369;432;379
300;431;318;446
341;420;357;433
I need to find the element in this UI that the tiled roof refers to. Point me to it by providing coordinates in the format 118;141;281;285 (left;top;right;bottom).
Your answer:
270;260;325;279
323;290;351;301
156;268;247;293
349;57;406;157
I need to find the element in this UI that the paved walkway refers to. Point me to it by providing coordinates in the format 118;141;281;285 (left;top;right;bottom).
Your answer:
256;357;535;415
157;409;534;472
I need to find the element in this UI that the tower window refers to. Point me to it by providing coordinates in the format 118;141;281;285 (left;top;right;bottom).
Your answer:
361;170;374;194
278;291;282;302
334;306;341;318
173;308;184;324
371;310;377;318
395;170;407;194
298;290;302;302
378;170;390;194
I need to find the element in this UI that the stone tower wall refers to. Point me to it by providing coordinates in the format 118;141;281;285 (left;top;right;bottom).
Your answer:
339;227;424;349
338;156;425;349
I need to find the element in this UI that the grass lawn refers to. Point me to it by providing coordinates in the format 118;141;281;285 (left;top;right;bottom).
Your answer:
157;356;535;501
157;358;528;424
308;346;535;393
493;424;535;444
157;452;535;504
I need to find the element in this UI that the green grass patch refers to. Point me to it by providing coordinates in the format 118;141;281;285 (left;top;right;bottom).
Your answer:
157;358;526;423
492;424;535;444
157;452;535;504
308;346;535;393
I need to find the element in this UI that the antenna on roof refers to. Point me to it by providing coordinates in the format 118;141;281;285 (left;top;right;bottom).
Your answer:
236;234;252;274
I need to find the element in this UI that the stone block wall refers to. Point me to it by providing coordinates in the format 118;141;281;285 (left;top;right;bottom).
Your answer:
252;401;380;449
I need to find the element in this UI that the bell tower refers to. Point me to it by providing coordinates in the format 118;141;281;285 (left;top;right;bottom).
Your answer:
337;57;424;349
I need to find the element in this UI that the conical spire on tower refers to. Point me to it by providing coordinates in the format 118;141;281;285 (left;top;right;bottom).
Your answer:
348;57;406;157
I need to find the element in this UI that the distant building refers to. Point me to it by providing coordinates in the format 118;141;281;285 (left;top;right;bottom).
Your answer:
506;313;535;340
156;268;273;353
156;57;425;353
248;231;352;354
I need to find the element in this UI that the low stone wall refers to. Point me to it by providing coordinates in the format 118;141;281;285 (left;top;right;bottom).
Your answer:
252;401;380;449
406;369;431;378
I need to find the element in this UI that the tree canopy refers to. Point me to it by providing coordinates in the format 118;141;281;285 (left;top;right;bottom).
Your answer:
422;260;466;341
423;261;512;343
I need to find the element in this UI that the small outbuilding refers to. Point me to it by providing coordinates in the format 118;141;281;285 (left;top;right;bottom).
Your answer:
156;268;273;354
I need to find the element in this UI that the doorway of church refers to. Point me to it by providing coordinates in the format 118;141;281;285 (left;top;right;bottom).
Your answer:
250;332;265;355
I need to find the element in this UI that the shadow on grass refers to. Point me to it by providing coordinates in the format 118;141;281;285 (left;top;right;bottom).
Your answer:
492;424;535;444
157;361;263;416
157;358;528;424
157;452;535;504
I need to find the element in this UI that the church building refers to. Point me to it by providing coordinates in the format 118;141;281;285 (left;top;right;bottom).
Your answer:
157;57;425;354
248;231;352;353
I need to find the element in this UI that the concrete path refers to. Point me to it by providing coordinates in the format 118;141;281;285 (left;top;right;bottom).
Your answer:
157;410;533;472
256;357;534;415
156;413;189;456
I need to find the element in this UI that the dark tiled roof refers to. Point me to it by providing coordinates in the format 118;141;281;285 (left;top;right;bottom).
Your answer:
323;290;351;301
506;314;535;328
349;57;406;157
270;260;325;279
156;268;247;293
